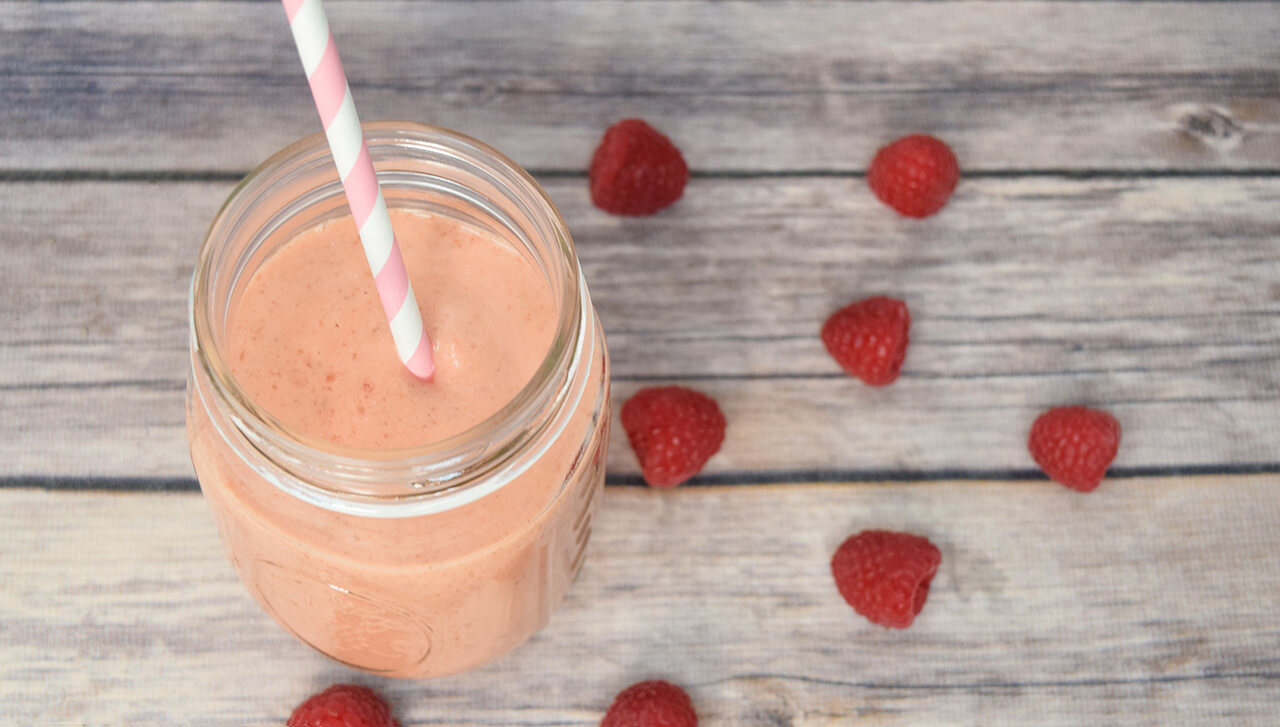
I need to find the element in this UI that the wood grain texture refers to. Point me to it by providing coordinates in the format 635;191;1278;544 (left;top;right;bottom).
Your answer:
3;176;1279;478
2;1;1278;174
4;2;1280;724
3;478;1280;725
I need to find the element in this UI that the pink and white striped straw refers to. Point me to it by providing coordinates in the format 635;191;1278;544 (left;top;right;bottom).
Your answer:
280;0;434;381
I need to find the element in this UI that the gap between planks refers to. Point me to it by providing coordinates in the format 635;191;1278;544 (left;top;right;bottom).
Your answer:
7;462;1280;493
3;169;1280;183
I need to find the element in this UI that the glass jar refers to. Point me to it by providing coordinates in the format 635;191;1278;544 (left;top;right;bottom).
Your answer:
186;122;610;678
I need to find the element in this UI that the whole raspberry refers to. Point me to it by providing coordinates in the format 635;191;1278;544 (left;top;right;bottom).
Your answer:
831;530;942;629
620;386;725;488
1028;406;1122;492
589;119;688;215
287;684;399;727
867;134;959;218
601;680;697;727
820;296;911;386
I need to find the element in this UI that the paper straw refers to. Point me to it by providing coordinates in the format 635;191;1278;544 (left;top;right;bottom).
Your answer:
280;0;435;381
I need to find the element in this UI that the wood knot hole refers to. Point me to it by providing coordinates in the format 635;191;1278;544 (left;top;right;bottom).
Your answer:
1178;107;1243;150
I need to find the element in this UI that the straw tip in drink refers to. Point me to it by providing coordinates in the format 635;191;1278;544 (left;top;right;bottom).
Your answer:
405;334;436;382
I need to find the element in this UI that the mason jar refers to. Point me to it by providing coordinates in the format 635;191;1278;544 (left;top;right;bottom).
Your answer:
186;122;610;678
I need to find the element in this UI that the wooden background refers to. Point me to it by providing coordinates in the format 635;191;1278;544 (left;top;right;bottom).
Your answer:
3;2;1279;724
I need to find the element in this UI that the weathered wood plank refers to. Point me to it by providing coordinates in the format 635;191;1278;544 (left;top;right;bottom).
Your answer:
3;176;1279;478
2;1;1278;173
9;375;1280;482
3;479;1280;724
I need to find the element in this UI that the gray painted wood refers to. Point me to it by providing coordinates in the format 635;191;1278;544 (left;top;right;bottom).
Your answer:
3;176;1279;479
4;2;1280;724
4;480;1280;725
2;2;1278;173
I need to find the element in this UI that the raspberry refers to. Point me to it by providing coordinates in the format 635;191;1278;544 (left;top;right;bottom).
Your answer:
589;119;688;215
830;530;942;629
1028;406;1122;492
620;386;726;488
867;134;959;218
820;296;911;386
601;680;697;727
287;684;399;727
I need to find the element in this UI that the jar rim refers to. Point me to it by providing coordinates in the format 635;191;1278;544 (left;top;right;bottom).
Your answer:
190;122;584;504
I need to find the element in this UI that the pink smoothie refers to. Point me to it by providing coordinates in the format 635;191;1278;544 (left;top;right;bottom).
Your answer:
227;210;557;448
188;209;609;677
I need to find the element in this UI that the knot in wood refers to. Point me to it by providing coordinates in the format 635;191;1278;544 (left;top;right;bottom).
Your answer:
1178;106;1243;150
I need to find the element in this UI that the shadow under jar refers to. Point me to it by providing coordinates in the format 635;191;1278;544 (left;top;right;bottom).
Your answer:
186;122;610;678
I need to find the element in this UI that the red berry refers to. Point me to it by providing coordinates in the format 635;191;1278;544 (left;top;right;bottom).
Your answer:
820;296;911;386
287;685;399;727
589;119;689;215
1028;406;1122;492
867;134;959;218
601;680;697;727
831;530;942;629
620;386;726;488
